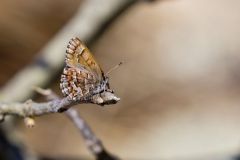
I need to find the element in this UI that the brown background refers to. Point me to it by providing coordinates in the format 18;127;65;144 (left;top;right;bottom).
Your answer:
1;0;240;159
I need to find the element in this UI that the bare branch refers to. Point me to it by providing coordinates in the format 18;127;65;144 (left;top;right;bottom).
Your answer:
35;87;119;160
0;87;119;159
0;98;71;119
66;109;119;160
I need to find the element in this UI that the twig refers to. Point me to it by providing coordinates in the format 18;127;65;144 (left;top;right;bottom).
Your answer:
0;87;119;160
66;109;119;160
36;87;119;160
0;84;119;120
0;98;71;119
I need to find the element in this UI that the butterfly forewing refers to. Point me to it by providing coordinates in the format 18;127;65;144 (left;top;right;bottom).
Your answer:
66;37;104;81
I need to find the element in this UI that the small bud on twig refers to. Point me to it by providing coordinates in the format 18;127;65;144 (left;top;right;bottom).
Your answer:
24;117;35;128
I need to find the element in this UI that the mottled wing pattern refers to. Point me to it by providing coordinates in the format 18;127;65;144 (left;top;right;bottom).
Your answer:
60;67;96;100
60;37;104;101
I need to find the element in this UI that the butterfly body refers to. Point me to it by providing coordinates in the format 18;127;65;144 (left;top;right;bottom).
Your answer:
60;37;120;105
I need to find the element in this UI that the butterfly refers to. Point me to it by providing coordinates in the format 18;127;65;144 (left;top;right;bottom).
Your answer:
60;37;120;105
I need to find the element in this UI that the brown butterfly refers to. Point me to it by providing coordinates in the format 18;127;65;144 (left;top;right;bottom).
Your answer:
60;37;120;105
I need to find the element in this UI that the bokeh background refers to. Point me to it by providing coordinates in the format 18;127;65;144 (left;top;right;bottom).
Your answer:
1;0;240;159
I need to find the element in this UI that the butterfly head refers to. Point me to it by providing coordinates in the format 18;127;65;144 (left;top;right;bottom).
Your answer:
92;89;120;106
92;76;120;106
100;90;120;105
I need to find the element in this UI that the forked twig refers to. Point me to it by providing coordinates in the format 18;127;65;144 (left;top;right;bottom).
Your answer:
0;87;119;160
37;87;120;160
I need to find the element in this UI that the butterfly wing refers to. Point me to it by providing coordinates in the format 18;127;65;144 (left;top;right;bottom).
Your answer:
60;67;97;101
60;37;105;101
65;37;104;81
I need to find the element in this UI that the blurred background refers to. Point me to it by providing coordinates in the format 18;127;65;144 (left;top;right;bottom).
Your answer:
1;0;240;159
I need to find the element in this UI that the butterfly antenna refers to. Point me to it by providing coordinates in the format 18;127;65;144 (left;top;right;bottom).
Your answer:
106;62;123;76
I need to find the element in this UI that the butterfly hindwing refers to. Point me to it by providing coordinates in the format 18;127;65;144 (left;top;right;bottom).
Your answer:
60;67;96;100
